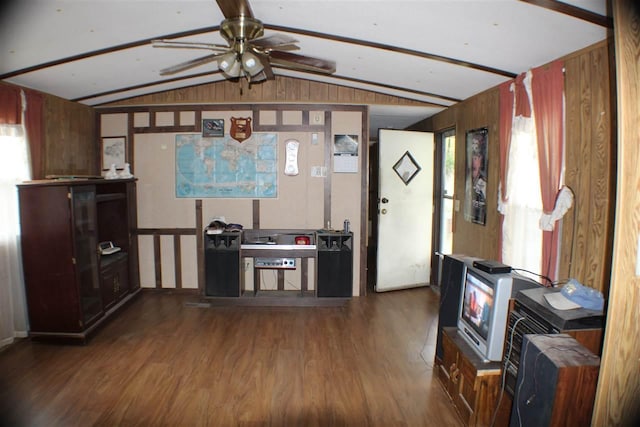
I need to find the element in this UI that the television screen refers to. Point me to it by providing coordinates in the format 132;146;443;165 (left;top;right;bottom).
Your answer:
461;270;494;341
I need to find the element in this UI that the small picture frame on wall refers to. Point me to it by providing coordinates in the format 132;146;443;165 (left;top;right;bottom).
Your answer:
101;136;126;170
203;118;224;137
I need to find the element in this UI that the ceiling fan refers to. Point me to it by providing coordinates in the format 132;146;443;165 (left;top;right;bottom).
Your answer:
152;0;336;83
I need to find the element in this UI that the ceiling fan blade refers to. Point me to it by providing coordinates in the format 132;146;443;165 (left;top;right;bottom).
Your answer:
268;51;336;74
262;63;275;81
152;39;228;52
254;50;275;80
252;34;300;51
249;70;269;83
159;53;224;76
216;0;254;19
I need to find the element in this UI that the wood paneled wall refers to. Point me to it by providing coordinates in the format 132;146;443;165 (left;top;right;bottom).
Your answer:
593;1;640;425
561;39;616;297
0;83;96;179
43;93;96;177
104;76;434;107
421;88;502;261
413;40;615;295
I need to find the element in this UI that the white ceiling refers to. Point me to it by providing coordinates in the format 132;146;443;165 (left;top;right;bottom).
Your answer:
0;0;609;136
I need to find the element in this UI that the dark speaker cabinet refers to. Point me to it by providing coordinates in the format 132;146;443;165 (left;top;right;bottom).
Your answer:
204;232;241;297
510;334;600;427
317;232;352;297
436;254;473;361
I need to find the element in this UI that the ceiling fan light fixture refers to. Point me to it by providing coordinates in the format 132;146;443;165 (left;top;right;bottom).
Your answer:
218;51;241;77
242;51;264;76
153;6;334;83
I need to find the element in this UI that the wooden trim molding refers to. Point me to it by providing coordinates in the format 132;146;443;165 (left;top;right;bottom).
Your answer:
196;200;204;292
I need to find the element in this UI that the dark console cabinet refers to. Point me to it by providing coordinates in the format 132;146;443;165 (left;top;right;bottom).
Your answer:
100;252;130;310
18;178;139;342
203;230;352;300
317;232;352;297
437;327;502;427
204;232;241;297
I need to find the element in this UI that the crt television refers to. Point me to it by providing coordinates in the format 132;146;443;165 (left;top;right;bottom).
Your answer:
457;264;541;362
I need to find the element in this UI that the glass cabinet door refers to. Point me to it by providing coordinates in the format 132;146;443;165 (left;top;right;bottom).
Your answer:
70;186;102;325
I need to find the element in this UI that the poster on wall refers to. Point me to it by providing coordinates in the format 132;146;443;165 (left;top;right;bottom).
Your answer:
464;127;488;225
333;134;359;173
175;133;277;198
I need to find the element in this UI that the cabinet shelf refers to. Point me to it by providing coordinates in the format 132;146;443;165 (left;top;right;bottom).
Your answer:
96;193;126;203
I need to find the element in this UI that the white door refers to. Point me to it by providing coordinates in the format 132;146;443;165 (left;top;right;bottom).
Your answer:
376;129;434;292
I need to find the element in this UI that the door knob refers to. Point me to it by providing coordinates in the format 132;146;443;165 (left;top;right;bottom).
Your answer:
381;208;387;214
381;197;389;204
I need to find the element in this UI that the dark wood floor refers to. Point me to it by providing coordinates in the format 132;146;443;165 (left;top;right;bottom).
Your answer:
0;287;463;426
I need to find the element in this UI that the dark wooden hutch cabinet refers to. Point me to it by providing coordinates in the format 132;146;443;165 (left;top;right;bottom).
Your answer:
17;178;140;343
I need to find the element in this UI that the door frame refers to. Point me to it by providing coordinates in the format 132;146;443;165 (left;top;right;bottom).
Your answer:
430;127;456;287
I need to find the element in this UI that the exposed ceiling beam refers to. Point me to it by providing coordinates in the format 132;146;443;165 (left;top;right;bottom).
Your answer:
264;24;518;79
71;70;222;103
519;0;613;28
75;68;456;107
0;26;220;80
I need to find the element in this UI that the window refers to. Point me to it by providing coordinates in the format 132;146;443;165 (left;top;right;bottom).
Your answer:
436;128;455;255
0;123;31;346
0;124;30;242
499;81;543;276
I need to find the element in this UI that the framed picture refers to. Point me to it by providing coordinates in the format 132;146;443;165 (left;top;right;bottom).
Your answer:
101;136;126;170
203;118;224;137
464;127;488;225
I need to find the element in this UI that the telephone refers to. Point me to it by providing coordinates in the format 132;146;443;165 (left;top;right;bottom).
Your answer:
284;139;299;176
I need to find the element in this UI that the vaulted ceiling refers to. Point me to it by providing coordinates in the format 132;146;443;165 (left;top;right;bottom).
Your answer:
0;0;610;134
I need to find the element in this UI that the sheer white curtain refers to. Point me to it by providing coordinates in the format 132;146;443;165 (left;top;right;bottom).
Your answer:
0;121;30;348
499;73;543;275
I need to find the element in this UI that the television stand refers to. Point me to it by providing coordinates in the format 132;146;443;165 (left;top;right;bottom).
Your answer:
436;327;502;427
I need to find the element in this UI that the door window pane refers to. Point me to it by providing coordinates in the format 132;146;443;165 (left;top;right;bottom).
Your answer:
443;132;455;198
440;198;454;254
440;129;455;254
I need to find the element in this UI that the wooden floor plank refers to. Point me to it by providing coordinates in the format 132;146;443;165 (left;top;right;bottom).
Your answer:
0;287;463;426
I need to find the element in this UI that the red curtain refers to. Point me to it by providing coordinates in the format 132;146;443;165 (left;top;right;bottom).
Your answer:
0;83;45;179
0;84;21;125
531;60;564;280
24;91;44;179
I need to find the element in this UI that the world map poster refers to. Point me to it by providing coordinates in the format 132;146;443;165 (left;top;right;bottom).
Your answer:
175;133;278;198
